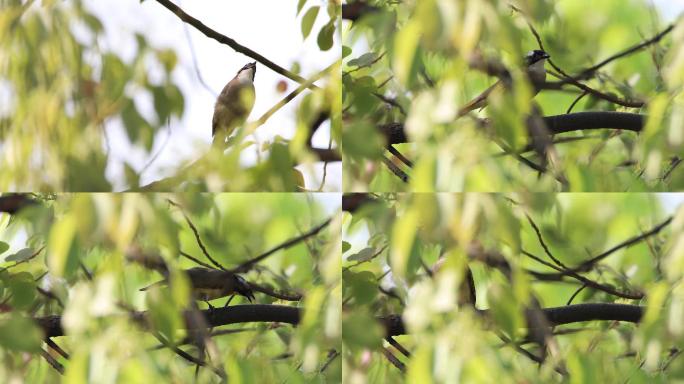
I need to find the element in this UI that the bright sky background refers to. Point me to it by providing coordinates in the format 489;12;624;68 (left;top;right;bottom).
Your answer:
85;0;341;191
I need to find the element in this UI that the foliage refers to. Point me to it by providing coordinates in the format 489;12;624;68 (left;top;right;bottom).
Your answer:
0;194;341;382
342;0;684;191
342;193;684;382
0;0;340;191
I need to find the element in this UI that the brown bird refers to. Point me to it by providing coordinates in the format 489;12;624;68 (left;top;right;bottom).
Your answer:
212;62;257;147
140;267;255;303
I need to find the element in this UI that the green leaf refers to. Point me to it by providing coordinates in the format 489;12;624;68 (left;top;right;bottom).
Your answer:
347;247;376;263
0;241;9;256
0;314;42;352
296;0;307;15
342;45;352;59
121;99;151;149
346;270;377;305
317;20;335;51
152;85;171;124
48;214;80;278
123;162;140;189
156;49;178;73
8;272;37;309
342;311;383;350
393;21;421;86
5;247;35;262
342;241;351;253
301;6;319;39
348;52;378;68
82;12;103;33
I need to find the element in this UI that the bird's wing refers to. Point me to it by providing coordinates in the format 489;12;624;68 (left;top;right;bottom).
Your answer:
457;80;502;117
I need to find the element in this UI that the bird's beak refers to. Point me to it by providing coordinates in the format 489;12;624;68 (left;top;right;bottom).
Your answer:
542;52;551;59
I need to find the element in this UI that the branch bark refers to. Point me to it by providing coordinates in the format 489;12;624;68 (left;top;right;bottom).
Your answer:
379;303;644;337
379;112;644;145
37;304;300;338
0;194;39;214
342;2;380;21
153;0;317;90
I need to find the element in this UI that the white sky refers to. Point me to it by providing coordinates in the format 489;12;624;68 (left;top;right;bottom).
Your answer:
84;0;340;191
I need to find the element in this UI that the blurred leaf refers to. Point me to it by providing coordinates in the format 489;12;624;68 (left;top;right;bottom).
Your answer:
347;247;376;263
0;242;9;256
301;6;319;39
296;0;307;15
156;49;178;73
47;214;80;278
348;52;377;68
8;272;36;309
343;311;383;350
317;20;335;51
5;247;35;262
0;314;42;352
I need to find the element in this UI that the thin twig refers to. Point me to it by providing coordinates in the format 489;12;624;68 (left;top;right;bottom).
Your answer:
179;250;215;270
566;91;588;114
167;199;227;271
522;249;644;300
231;217;332;273
249;62;337;134
154;0;318;89
526;214;569;269
566;284;587;305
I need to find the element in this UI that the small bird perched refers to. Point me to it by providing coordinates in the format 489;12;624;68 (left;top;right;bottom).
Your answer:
140;267;256;304
212;61;257;147
457;50;550;117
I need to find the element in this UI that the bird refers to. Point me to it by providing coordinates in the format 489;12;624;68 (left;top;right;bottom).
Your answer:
140;267;256;304
212;61;257;147
457;50;550;117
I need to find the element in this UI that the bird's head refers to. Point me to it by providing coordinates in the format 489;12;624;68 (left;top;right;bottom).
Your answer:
237;61;257;82
233;274;256;302
525;50;550;66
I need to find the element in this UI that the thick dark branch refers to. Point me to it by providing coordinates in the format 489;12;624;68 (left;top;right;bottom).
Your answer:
379;112;644;145
153;0;317;89
0;194;39;214
342;193;379;213
310;147;341;162
37;304;300;338
342;2;380;21
380;303;644;337
307;111;331;146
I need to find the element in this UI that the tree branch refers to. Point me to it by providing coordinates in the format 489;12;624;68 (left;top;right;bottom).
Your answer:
379;112;644;145
0;194;39;214
379;303;644;337
341;2;380;21
153;0;317;90
231;217;333;273
36;304;300;338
